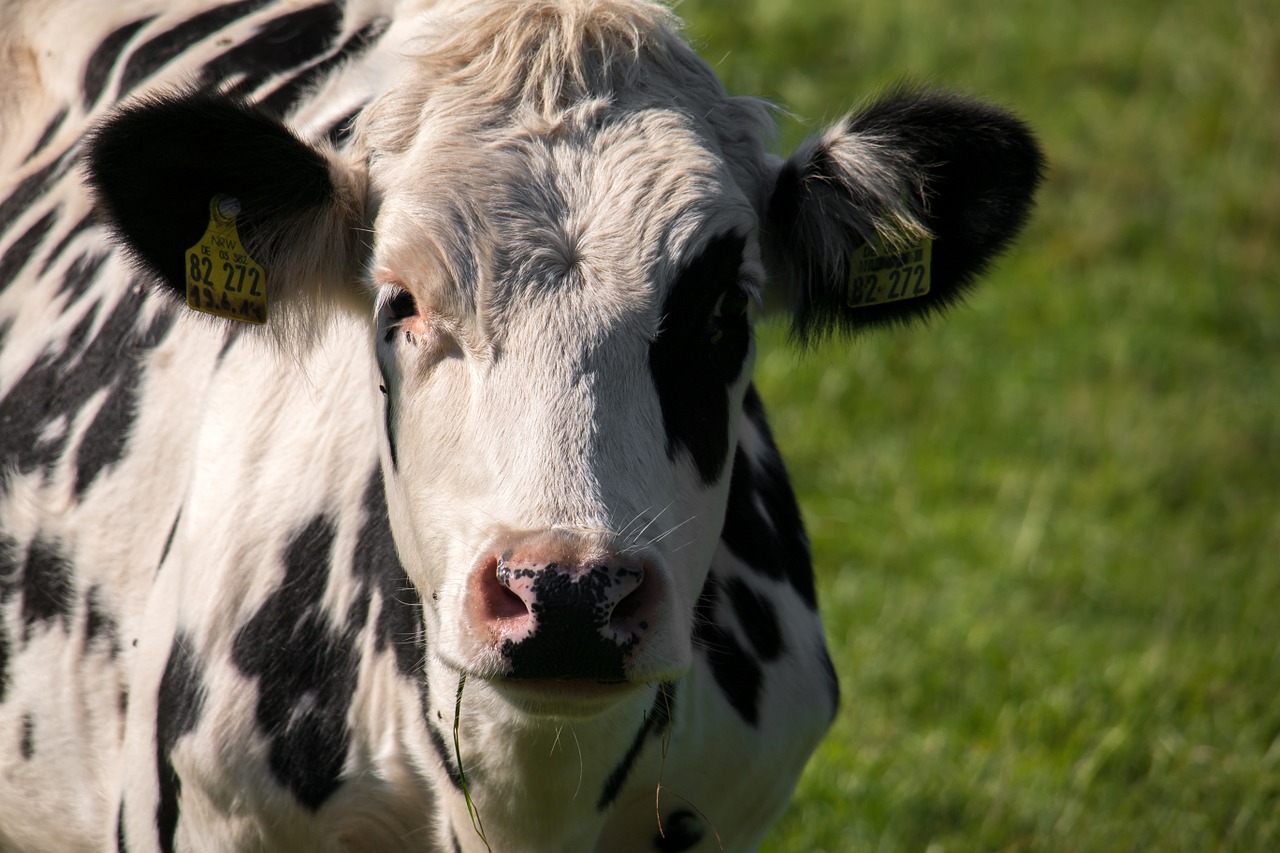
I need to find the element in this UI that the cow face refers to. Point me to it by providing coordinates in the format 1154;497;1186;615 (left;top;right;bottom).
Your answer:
366;104;768;698
84;1;1042;716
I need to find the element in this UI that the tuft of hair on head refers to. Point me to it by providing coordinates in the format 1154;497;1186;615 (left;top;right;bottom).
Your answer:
356;0;693;155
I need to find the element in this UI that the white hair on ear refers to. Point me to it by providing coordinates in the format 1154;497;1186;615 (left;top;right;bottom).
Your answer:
783;121;933;283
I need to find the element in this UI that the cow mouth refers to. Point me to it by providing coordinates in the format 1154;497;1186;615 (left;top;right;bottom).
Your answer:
486;676;645;717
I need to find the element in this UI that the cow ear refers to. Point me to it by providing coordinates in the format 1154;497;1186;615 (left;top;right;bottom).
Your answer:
763;88;1045;343
84;90;368;336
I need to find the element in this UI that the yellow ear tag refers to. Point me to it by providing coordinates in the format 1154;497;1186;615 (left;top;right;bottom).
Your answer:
847;238;932;308
184;195;268;324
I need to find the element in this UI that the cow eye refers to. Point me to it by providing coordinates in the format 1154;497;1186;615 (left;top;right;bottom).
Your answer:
387;289;417;322
380;286;429;347
709;285;750;344
713;286;750;322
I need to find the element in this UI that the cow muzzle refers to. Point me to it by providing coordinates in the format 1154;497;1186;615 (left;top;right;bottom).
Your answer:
466;530;660;684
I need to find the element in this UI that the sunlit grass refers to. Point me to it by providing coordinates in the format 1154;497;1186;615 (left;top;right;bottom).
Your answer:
680;0;1280;848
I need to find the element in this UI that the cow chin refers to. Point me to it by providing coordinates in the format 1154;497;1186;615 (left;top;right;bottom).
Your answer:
484;676;655;720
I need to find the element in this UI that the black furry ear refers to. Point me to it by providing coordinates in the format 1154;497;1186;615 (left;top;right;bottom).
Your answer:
764;88;1045;343
83;90;367;328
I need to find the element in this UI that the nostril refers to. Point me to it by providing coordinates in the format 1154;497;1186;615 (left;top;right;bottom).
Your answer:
491;582;528;620
609;585;647;633
476;557;531;622
598;564;657;649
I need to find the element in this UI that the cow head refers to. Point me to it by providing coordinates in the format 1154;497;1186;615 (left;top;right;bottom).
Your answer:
84;0;1042;717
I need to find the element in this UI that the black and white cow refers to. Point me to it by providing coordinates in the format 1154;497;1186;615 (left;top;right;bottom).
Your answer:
0;0;1043;850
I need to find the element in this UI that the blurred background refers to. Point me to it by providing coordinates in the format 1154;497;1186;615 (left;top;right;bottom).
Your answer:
678;0;1279;849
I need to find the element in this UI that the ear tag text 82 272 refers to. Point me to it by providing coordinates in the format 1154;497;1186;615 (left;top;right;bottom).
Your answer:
184;195;268;324
847;238;933;308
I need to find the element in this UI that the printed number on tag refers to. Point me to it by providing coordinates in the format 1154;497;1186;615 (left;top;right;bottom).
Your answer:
847;239;933;308
184;196;268;325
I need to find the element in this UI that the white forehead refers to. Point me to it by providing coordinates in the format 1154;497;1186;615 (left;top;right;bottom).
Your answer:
375;112;754;300
357;0;774;323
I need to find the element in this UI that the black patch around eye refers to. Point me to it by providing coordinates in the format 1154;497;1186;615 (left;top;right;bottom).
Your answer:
648;233;748;485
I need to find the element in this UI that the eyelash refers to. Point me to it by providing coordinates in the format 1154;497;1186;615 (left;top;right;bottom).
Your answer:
387;289;417;322
379;285;424;346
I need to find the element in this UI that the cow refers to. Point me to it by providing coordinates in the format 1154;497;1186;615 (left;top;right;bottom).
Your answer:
0;0;1044;850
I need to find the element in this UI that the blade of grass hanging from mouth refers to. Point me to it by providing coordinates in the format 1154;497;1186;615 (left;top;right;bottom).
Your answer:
454;673;491;852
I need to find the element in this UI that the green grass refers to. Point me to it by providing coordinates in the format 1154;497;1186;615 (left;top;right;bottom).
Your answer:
678;0;1280;849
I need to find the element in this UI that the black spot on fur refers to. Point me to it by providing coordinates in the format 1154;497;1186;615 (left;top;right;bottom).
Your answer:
198;3;344;96
655;809;704;852
256;16;391;118
818;644;840;719
230;515;356;811
116;800;128;852
22;108;69;165
0;283;171;483
0;152;74;245
648;233;749;484
73;302;173;496
352;470;422;676
692;574;762;726
597;682;675;811
724;577;783;662
158;511;181;569
0;536;18;606
0;621;8;703
19;713;35;759
84;586;120;657
118;0;273;97
20;536;75;642
84;18;157;109
0;208;59;291
156;632;207;853
42;215;101;278
0;536;13;701
57;252;110;302
216;323;248;363
721;390;817;608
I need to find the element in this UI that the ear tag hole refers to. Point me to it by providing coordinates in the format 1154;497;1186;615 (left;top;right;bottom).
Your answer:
847;238;932;308
184;194;269;324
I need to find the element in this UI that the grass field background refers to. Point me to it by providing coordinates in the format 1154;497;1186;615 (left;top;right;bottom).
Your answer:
678;0;1279;849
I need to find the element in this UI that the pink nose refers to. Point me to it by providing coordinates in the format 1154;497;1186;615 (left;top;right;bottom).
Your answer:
468;531;658;681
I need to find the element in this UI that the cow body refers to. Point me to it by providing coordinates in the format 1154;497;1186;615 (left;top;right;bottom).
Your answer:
0;1;1042;850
